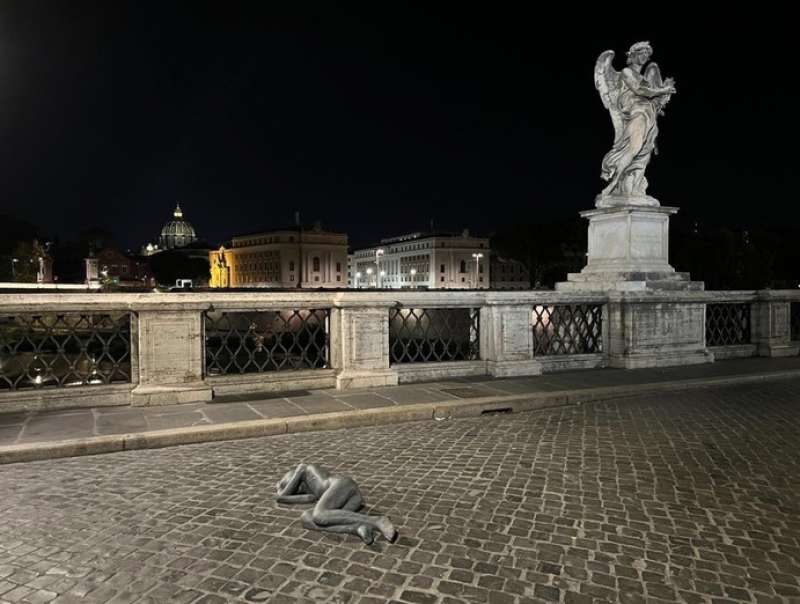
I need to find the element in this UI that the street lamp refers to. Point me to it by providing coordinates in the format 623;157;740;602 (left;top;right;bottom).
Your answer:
410;268;416;288
380;270;386;288
472;253;484;288
355;271;362;289
366;267;373;287
10;258;18;280
375;249;385;288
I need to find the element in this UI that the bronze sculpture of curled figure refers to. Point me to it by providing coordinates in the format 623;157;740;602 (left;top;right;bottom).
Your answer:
276;463;398;545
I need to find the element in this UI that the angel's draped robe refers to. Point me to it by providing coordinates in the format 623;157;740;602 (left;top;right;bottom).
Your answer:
600;68;660;196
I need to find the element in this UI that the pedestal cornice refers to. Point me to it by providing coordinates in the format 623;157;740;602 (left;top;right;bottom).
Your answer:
580;205;679;219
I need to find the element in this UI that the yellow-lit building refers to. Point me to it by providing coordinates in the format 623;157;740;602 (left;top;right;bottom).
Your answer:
209;223;348;288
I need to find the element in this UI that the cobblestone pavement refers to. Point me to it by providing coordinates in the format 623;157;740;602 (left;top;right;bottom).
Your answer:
1;381;799;604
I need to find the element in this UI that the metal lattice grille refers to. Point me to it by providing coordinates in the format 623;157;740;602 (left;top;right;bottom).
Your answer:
204;310;330;375
791;302;800;342
532;304;603;356
0;313;132;391
706;303;751;346
389;308;480;364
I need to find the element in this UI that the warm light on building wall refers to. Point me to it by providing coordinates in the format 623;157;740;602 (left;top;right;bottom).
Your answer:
209;246;231;288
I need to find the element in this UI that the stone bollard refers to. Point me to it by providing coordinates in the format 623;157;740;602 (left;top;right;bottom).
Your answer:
481;303;542;377
131;307;213;406
753;293;800;357
331;303;398;390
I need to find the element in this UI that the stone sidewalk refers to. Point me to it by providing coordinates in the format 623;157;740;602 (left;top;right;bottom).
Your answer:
2;357;800;464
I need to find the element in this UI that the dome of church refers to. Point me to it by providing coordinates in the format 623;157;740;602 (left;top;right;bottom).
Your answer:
159;204;197;250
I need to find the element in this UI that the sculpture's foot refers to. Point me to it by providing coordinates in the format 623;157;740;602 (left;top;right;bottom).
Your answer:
356;524;375;545
377;517;398;543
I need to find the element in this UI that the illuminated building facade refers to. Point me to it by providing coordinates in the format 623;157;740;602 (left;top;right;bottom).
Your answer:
351;230;490;289
209;223;348;288
490;254;531;290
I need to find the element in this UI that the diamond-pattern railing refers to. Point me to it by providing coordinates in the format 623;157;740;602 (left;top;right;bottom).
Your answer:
389;307;480;364
706;303;751;347
532;304;603;356
791;302;800;343
0;312;132;391
204;309;330;375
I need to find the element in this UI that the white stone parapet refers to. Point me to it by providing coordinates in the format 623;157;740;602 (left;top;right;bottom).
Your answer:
1;289;798;411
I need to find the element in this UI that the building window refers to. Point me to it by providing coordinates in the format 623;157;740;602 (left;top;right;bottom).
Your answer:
461;277;465;282
313;257;320;272
290;275;295;281
289;236;294;243
440;264;445;273
336;262;341;272
314;276;320;282
336;276;341;282
289;261;295;271
479;264;483;273
460;260;466;273
440;277;445;282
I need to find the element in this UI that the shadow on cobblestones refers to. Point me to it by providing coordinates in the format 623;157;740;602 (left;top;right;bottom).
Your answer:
1;380;799;603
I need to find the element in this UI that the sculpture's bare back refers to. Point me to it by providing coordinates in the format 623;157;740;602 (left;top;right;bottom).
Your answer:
595;41;676;207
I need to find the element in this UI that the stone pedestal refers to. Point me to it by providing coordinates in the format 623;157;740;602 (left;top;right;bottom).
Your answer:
331;305;398;389
557;203;711;368
557;205;703;292
131;309;213;406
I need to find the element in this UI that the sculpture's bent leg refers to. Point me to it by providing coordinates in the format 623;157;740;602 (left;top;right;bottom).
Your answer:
307;477;398;544
301;509;378;544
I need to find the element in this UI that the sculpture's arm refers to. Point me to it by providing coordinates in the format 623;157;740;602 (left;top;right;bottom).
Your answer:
276;493;318;504
622;69;674;99
277;463;307;497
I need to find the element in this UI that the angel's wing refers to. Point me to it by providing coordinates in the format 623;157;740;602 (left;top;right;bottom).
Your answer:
644;62;673;113
594;50;623;143
643;62;663;87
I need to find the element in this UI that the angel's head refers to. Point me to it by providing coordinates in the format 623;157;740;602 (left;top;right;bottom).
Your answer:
626;41;652;66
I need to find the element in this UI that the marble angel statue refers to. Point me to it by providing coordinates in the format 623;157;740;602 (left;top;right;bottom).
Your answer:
594;41;676;206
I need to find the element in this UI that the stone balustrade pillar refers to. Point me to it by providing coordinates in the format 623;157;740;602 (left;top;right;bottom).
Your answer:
753;295;800;357
131;307;213;406
481;303;542;377
331;303;398;389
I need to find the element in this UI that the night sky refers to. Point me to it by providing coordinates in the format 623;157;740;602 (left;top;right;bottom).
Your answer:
0;5;795;250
